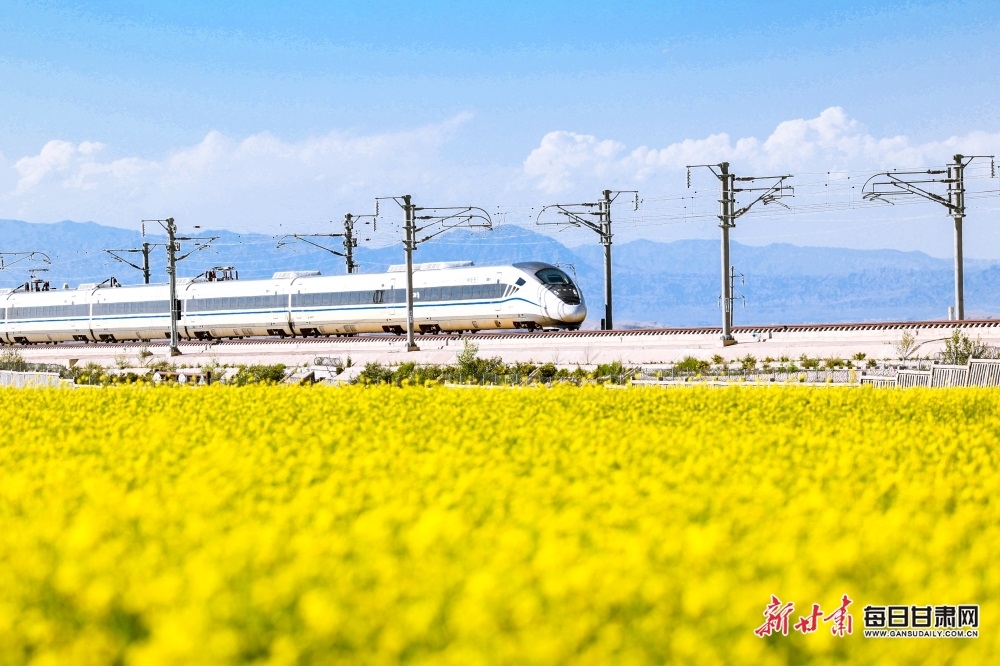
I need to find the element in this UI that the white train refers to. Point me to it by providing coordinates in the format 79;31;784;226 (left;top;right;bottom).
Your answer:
0;261;586;343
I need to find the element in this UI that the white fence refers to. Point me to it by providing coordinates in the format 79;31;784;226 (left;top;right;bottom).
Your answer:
892;360;1000;388
0;370;69;388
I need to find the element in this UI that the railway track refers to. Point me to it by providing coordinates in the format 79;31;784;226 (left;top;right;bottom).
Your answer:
10;318;999;350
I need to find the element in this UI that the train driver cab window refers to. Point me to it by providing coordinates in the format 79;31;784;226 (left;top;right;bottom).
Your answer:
535;268;572;285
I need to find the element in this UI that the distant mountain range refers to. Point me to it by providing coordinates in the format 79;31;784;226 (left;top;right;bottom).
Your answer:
1;218;996;327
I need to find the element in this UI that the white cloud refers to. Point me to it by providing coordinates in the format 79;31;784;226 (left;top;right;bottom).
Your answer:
4;107;1000;259
523;131;625;193
524;107;1000;194
0;113;478;230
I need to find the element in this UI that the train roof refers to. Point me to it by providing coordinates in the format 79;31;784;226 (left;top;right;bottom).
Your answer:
387;261;474;272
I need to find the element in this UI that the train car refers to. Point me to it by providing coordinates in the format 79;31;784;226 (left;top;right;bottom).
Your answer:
0;261;586;343
183;268;293;339
89;280;172;342
1;277;91;343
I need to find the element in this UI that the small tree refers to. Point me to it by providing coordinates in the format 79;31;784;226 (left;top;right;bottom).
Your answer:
676;356;710;374
798;354;820;370
739;354;757;372
232;364;287;386
358;361;393;385
459;349;505;380
941;328;994;365
893;331;917;360
0;349;28;372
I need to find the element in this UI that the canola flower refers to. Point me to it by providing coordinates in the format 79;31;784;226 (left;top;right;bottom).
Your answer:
0;385;997;665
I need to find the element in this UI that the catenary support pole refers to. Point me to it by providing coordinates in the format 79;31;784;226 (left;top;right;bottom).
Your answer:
601;189;613;331
403;195;419;351
165;218;180;356
719;163;736;345
142;242;151;285
343;214;358;274
949;154;966;321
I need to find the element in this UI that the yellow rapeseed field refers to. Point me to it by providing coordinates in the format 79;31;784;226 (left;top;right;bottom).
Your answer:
0;385;996;665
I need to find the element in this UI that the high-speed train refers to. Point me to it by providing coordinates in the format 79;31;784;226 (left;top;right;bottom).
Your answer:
0;261;586;343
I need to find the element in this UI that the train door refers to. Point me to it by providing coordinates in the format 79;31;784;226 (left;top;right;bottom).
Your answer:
384;278;402;333
386;279;396;315
290;289;302;335
270;289;290;335
494;272;503;312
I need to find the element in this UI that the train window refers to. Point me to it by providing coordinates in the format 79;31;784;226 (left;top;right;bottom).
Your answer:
515;277;526;287
461;285;473;300
535;268;572;285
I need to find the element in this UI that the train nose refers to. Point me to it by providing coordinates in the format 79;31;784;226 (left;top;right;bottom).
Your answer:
558;301;587;323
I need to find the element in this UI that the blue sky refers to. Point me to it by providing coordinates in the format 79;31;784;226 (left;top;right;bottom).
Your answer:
3;1;1000;257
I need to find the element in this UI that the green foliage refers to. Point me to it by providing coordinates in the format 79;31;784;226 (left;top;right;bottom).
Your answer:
146;360;177;373
893;331;917;360
676;356;710;374
824;357;844;370
593;360;626;380
537;363;558;381
509;361;538;379
852;352;867;361
455;339;505;379
798;354;820;370
0;349;29;372
358;362;394;385
941;328;994;365
739;354;757;371
232;364;287;386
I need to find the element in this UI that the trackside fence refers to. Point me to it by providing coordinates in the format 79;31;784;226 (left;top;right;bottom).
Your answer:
0;370;69;389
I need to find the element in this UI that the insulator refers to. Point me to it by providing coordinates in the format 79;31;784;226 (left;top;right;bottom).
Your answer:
686;168;691;188
992;158;996;179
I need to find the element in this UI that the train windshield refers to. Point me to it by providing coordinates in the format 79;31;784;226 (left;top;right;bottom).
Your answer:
535;267;573;285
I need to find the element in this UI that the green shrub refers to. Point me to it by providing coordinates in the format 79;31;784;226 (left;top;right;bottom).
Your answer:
676;356;710;373
232;364;287;386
